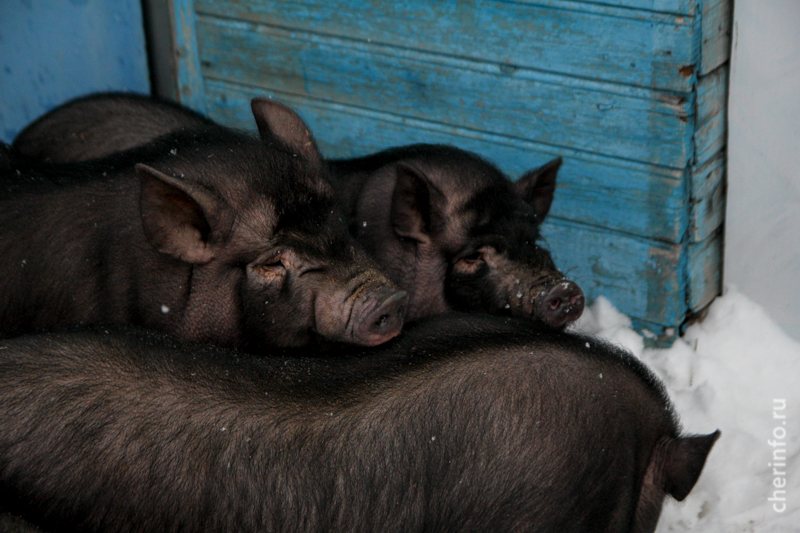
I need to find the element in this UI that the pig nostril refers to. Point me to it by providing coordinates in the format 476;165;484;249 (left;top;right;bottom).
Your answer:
374;314;389;329
537;281;585;326
354;289;408;346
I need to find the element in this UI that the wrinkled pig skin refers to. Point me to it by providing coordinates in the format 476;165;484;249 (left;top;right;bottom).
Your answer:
1;100;406;350
0;314;717;533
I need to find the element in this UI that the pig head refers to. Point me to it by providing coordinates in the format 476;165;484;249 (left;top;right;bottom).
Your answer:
0;101;406;349
331;146;584;325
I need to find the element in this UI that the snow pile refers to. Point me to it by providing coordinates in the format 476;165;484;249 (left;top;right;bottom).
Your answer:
572;286;800;532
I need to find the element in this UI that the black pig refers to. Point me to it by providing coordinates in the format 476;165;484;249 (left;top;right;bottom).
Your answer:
13;92;214;163
13;93;583;326
330;146;583;324
1;100;406;349
0;316;717;533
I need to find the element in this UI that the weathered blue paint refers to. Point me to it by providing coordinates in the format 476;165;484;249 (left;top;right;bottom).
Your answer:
699;0;733;75
172;0;207;114
195;0;701;92
196;16;694;168
687;230;723;312
203;80;690;242
695;67;729;165
0;0;149;143
689;153;725;242
542;220;685;326
167;0;730;343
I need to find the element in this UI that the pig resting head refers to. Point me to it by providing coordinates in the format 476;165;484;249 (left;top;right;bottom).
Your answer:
353;147;583;326
447;156;584;327
236;215;408;350
136;102;406;350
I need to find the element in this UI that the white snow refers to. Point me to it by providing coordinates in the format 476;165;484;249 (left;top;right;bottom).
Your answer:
571;285;800;532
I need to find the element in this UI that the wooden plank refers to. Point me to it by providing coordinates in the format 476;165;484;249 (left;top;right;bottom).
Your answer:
699;0;733;76
689;152;725;242
694;65;728;166
194;0;699;93
552;0;696;16
686;229;723;311
0;0;149;142
203;79;689;243
170;0;206;113
543;220;686;327
196;16;695;168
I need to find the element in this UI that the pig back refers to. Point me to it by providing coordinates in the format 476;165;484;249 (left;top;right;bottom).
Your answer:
12;92;214;163
0;315;715;533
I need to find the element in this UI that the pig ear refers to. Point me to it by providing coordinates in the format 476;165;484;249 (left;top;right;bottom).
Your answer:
136;163;219;265
250;98;322;165
390;164;445;242
515;156;562;222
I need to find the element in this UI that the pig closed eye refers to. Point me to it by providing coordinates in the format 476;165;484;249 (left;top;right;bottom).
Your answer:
250;260;287;288
461;252;484;265
454;250;488;275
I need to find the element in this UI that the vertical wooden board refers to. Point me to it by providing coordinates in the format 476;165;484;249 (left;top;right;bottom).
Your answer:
694;111;725;167
689;152;725;242
686;229;723;311
194;0;698;93
170;0;206;113
542;220;686;326
195;17;694;168
0;0;149;142
694;65;728;166
203;80;689;242
690;178;725;243
699;0;733;76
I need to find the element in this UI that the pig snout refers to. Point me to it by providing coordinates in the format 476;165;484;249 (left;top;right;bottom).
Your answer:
535;281;584;327
316;280;408;347
352;286;408;346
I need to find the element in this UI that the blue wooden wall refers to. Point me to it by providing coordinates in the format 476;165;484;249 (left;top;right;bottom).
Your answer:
165;0;731;344
0;0;150;143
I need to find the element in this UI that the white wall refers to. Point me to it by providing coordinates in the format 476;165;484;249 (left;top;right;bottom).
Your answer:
726;0;800;340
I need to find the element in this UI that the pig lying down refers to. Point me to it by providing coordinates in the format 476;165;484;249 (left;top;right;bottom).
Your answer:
0;100;406;349
0;315;717;533
13;92;584;326
330;145;583;324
